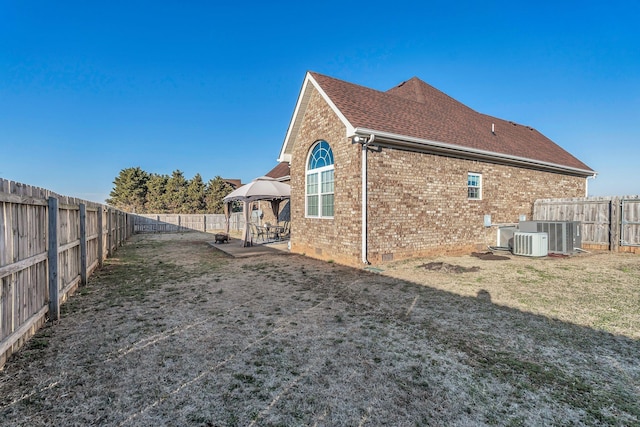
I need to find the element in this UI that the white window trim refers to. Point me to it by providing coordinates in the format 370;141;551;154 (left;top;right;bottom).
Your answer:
468;172;482;200
306;164;334;219
305;142;335;219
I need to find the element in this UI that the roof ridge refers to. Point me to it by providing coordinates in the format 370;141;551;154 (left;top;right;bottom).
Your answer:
311;71;475;112
480;113;532;129
300;71;592;173
390;77;427;103
386;76;479;114
309;71;382;94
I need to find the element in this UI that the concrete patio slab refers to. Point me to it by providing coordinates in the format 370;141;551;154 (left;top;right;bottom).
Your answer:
208;237;290;258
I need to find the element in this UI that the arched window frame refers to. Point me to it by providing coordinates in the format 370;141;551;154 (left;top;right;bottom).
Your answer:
305;140;335;219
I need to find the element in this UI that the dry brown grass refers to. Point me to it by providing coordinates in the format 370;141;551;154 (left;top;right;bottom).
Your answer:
1;233;638;426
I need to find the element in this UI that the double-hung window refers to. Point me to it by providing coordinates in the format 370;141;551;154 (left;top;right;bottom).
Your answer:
306;141;334;218
468;172;482;200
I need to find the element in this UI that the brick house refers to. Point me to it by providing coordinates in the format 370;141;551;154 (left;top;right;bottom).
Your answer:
277;72;595;267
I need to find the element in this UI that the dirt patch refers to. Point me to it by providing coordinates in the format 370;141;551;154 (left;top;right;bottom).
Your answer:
471;251;511;260
1;233;638;426
420;261;480;273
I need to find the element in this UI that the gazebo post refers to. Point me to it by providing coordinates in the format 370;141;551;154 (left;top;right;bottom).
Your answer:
242;200;252;247
224;201;230;235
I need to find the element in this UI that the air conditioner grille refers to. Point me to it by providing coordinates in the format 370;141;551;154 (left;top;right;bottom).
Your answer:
519;221;581;254
513;232;548;257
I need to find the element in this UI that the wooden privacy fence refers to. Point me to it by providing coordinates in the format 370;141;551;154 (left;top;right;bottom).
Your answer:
0;179;133;368
134;212;246;233
534;195;640;253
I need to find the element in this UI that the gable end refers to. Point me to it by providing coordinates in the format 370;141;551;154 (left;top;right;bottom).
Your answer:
278;73;355;162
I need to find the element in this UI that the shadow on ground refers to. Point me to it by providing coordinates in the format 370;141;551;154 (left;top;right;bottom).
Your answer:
1;232;638;426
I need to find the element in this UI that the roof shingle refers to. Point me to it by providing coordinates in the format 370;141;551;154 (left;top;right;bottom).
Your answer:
265;162;290;179
308;72;592;173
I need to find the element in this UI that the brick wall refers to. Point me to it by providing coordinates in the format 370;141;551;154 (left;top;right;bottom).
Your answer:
288;86;587;267
366;148;585;264
290;86;362;265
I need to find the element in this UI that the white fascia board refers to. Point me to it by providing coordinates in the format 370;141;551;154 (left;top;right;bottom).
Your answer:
278;73;354;162
278;77;311;162
279;153;292;163
354;127;596;178
306;74;355;137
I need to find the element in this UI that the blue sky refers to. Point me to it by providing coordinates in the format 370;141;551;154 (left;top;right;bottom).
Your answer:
1;1;638;203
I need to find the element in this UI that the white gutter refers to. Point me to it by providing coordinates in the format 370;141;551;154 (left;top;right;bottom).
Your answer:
353;127;596;178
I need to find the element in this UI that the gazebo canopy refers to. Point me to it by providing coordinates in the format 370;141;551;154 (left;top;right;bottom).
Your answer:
223;176;290;246
223;176;290;203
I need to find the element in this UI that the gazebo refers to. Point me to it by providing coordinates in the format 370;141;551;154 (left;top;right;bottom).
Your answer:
222;176;290;247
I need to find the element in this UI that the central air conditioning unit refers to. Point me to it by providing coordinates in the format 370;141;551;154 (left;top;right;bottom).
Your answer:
497;226;518;250
518;221;581;255
513;232;548;257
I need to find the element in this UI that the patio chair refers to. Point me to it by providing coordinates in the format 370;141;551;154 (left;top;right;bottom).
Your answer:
264;222;275;240
250;223;266;241
281;221;290;239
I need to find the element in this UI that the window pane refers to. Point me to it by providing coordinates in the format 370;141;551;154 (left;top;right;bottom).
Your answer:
307;173;318;194
321;194;334;217
307;141;335;218
321;169;334;193
308;141;335;170
468;173;481;199
307;195;318;216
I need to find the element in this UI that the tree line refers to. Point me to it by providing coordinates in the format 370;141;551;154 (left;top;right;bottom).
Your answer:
106;167;238;214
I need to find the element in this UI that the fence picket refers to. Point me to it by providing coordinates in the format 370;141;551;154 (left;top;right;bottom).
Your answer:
0;179;134;368
133;213;245;233
534;195;640;252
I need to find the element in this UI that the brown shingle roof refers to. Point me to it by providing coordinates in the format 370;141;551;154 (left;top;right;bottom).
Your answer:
309;72;593;173
224;179;242;189
265;162;290;179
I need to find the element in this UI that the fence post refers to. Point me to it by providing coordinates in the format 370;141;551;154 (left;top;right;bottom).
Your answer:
48;197;60;321
107;208;112;256
97;207;104;267
115;211;119;248
611;197;620;252
116;211;120;247
203;214;207;232
79;203;87;285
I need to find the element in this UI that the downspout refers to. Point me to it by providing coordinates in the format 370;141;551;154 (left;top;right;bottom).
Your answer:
586;173;597;197
361;134;375;265
585;177;589;198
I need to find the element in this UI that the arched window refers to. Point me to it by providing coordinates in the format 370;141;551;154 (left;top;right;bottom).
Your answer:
306;140;334;218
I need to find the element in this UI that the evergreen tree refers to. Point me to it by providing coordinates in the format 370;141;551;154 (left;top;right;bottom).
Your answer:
164;170;189;213
184;173;207;213
145;173;169;213
205;176;235;214
106;167;149;213
108;168;237;214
